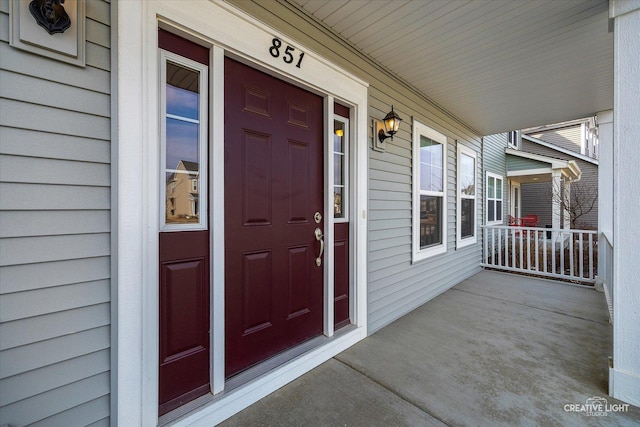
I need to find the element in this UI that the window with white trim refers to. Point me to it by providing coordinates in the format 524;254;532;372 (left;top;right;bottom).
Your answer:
413;121;447;261
457;145;477;247
507;130;518;149
486;172;503;224
160;50;208;231
333;116;349;220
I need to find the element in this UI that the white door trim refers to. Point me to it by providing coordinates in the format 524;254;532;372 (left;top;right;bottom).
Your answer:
117;1;368;425
510;181;521;219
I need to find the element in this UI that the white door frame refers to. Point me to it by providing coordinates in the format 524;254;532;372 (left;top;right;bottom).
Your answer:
116;1;369;425
510;181;521;219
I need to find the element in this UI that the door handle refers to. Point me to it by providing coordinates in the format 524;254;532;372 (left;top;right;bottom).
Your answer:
314;227;324;267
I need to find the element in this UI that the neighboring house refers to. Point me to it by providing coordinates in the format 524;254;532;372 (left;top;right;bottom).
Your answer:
521;118;599;230
483;132;581;231
166;160;200;223
484;117;599;231
1;1;639;426
523;117;599;160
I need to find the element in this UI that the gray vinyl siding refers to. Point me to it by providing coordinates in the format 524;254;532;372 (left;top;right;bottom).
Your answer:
228;0;483;334
0;1;112;426
520;182;553;227
483;133;508;224
520;139;598;229
506;156;550;171
526;125;582;155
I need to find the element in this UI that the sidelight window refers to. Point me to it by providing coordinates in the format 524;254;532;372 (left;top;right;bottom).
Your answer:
333;116;349;220
160;50;208;231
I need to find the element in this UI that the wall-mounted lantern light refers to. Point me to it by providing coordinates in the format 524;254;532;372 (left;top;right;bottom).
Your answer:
372;105;402;152
29;0;71;35
379;106;402;143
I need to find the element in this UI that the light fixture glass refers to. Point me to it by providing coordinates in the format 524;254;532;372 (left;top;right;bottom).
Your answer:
378;105;403;143
383;106;402;134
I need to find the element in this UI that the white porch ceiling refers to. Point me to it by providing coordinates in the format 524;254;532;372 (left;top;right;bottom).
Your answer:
289;0;613;136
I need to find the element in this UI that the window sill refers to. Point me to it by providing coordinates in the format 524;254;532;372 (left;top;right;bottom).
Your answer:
412;244;446;263
456;237;477;249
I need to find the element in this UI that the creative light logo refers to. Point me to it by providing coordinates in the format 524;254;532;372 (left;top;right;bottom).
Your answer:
564;396;629;417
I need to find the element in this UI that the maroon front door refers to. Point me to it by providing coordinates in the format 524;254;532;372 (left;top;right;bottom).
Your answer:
224;58;324;377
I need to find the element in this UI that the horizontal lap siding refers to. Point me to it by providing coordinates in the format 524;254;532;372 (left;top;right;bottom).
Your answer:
483;133;508;223
229;0;484;335
0;1;112;426
521;182;552;226
527;126;582;155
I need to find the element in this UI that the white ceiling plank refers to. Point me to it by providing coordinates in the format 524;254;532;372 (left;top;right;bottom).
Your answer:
289;0;613;135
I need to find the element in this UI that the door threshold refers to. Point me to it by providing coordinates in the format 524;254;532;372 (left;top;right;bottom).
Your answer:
160;324;358;426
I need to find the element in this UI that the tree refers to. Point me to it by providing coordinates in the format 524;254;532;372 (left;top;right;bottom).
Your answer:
549;178;597;229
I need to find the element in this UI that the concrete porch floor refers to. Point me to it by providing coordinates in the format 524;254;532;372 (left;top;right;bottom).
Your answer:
219;270;640;426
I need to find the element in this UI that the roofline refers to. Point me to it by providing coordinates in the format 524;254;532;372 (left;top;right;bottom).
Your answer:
521;134;599;165
506;148;581;181
520;116;595;134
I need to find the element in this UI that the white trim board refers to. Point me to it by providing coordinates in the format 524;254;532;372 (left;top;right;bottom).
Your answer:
117;0;369;425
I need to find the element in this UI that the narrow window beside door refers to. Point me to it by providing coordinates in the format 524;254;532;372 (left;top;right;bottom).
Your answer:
333;117;349;220
160;51;208;231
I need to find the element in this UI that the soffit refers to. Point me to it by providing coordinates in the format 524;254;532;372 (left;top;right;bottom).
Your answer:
289;0;613;135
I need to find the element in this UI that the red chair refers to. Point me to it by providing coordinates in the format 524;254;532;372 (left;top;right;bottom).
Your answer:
521;214;539;227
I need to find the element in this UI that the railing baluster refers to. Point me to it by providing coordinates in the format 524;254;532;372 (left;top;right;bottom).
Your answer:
498;228;502;266
569;231;575;278
543;231;547;273
589;233;604;280
491;227;495;266
560;231;565;276
519;230;523;269
511;228;516;268
527;230;531;271
552;233;556;275
579;233;584;279
535;230;540;271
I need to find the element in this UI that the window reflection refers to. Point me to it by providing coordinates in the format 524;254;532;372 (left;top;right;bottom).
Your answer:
420;195;442;248
420;136;443;192
164;61;201;225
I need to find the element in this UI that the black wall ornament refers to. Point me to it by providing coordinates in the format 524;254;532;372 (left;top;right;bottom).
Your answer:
29;0;71;35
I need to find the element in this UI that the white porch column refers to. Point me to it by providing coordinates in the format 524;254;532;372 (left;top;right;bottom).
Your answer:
563;178;570;229
610;0;640;407
597;110;613;288
551;170;562;230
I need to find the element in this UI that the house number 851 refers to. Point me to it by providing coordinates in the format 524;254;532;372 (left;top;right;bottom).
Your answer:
269;38;305;68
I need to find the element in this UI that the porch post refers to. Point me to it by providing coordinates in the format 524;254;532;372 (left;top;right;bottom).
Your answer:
597;110;613;289
610;0;640;407
563;178;570;229
551;170;562;230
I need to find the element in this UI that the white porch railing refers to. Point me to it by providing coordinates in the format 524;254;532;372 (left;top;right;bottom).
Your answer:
482;225;597;284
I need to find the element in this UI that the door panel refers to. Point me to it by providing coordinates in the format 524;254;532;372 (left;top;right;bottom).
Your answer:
225;57;324;377
159;231;209;415
334;222;350;328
